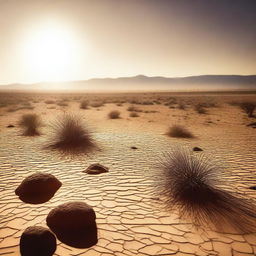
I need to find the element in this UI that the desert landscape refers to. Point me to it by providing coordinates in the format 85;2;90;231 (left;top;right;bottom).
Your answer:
1;0;256;255
0;91;256;256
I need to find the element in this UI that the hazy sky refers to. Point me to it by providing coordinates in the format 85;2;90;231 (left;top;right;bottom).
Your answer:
0;0;256;84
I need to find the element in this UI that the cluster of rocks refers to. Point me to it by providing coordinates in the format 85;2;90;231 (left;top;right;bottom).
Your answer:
15;164;107;255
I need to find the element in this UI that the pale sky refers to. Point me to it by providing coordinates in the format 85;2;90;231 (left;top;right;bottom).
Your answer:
0;0;256;84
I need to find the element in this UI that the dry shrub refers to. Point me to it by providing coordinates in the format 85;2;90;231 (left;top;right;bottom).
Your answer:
239;102;256;117
47;114;96;154
158;149;256;233
127;105;141;112
194;103;207;114
130;112;139;117
19;113;42;136
108;110;120;119
80;100;89;109
167;125;194;138
178;103;186;110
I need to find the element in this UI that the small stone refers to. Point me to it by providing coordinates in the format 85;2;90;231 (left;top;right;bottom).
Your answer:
20;226;56;256
15;172;62;204
249;186;256;190
131;146;138;150
7;124;15;128
46;201;98;248
193;147;203;151
84;163;109;175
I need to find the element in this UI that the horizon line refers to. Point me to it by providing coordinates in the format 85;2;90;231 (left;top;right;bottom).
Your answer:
1;73;256;87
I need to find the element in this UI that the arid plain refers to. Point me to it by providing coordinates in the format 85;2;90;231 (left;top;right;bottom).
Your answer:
0;91;256;256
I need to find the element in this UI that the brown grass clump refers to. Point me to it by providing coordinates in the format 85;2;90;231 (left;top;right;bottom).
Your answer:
167;125;194;138
80;100;89;109
108;110;120;119
47;114;96;154
159;149;256;233
194;103;207;114
129;112;139;117
19;114;42;136
239;102;256;117
127;105;141;112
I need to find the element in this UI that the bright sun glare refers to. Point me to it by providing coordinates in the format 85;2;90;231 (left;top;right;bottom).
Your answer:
22;22;83;82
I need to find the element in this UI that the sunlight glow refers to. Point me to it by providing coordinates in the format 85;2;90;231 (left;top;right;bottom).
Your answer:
22;21;85;82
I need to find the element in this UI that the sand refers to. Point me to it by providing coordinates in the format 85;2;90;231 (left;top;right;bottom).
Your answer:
0;91;256;256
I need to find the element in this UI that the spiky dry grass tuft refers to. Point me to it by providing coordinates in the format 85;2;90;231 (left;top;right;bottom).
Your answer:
159;149;256;233
47;114;96;154
167;125;194;138
19;113;42;136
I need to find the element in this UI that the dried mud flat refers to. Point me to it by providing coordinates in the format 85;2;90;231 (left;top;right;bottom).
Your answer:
0;92;256;256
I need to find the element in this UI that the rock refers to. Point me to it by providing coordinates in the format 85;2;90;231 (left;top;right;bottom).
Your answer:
46;201;98;248
249;186;256;190
15;172;62;204
84;163;109;175
193;147;203;152
20;226;56;256
7;124;15;128
131;146;138;150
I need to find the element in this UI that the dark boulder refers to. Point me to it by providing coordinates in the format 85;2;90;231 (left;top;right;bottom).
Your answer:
46;201;98;248
20;226;56;256
15;172;62;204
84;163;109;175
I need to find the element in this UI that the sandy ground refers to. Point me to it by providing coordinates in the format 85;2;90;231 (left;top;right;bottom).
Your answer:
0;92;256;256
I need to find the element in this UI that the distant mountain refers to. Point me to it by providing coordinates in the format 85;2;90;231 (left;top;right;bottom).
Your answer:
1;75;256;92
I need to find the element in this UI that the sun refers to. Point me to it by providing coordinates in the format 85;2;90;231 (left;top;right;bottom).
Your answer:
22;22;83;82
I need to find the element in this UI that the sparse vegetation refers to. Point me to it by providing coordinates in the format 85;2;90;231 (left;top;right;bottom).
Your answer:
141;101;154;105
45;100;56;104
47;114;96;154
57;101;68;107
19;113;42;136
7;103;34;112
194;103;207;114
80;100;89;109
129;112;139;117
108;110;121;119
158;149;256;232
239;102;256;117
90;101;104;108
178;103;186;110
167;125;194;138
127;105;142;112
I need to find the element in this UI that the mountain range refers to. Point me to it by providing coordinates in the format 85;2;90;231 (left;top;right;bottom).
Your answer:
1;75;256;92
